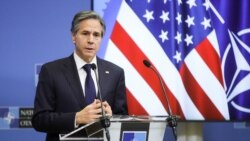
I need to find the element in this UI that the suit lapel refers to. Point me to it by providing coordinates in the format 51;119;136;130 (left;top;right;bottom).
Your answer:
62;55;86;108
97;58;109;99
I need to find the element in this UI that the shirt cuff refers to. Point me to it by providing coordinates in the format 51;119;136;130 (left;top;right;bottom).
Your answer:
74;114;79;128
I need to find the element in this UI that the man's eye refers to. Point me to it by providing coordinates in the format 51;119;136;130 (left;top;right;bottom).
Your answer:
82;32;89;35
94;33;101;37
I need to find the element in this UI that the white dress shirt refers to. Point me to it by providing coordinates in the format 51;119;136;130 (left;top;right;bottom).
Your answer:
73;51;98;96
73;51;99;128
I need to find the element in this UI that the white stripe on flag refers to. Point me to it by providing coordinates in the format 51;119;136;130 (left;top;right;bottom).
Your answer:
116;0;204;119
185;35;229;119
105;40;168;115
207;30;221;57
209;30;230;119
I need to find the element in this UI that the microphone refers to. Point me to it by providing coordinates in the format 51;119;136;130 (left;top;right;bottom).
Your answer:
143;60;178;140
90;63;110;141
143;60;173;115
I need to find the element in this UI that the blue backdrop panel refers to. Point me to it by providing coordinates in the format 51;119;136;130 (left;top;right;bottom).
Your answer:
1;0;250;141
0;0;91;140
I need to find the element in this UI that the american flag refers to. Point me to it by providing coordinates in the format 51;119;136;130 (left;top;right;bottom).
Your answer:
104;0;231;120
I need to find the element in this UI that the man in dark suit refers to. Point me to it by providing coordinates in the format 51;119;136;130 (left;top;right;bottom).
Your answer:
32;11;128;141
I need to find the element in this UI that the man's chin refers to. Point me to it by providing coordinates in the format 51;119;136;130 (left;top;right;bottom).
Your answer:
83;54;95;62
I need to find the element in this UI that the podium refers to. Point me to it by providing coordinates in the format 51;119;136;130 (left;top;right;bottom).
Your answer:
59;115;178;141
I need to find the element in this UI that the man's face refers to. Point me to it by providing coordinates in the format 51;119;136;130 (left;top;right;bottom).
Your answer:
72;19;103;63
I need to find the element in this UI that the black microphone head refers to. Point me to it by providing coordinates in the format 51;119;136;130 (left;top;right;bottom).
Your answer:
143;60;151;68
91;63;97;70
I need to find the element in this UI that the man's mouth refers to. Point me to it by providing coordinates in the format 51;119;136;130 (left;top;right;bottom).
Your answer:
86;47;94;50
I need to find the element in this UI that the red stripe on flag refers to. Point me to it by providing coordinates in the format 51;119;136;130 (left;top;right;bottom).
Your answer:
179;63;225;120
196;38;224;86
126;88;148;115
111;21;185;118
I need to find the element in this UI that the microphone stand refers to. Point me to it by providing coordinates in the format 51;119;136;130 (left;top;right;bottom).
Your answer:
91;64;111;141
143;60;178;141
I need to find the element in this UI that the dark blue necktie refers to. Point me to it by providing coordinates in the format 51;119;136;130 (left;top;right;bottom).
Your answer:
83;64;96;105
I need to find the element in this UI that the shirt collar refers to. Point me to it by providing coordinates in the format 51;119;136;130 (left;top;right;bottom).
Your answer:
73;51;97;71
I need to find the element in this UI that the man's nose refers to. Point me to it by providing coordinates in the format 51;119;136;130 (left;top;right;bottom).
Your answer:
87;35;94;43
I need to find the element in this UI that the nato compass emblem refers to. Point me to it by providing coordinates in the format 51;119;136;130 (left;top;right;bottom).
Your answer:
0;107;19;129
207;0;250;119
223;28;250;119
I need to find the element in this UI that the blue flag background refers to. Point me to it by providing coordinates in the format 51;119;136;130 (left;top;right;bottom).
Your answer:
210;0;250;120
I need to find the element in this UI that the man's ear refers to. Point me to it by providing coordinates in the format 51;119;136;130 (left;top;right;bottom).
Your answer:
72;34;76;43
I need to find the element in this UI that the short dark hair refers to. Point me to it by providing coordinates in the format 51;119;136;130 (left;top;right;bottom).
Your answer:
71;11;106;37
